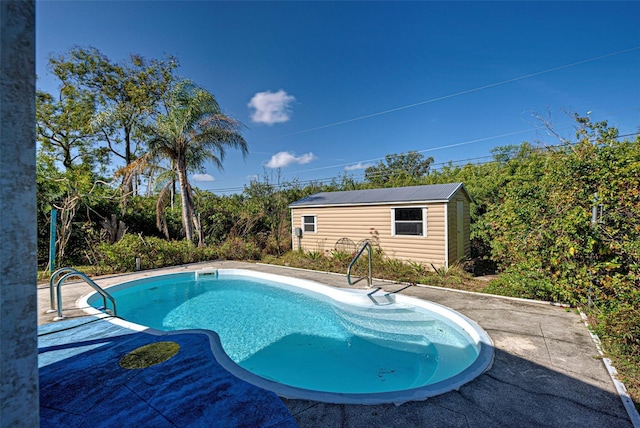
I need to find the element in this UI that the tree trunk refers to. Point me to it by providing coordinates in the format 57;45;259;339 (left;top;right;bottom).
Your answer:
122;127;134;196
176;159;194;242
193;211;204;247
56;195;79;263
100;214;127;244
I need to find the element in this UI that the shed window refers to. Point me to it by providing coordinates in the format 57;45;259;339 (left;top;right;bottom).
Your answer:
393;208;426;236
302;215;317;233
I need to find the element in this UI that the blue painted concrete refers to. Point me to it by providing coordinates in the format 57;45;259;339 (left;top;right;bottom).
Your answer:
38;316;297;427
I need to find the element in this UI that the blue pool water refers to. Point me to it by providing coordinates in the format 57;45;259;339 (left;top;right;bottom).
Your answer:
86;270;493;403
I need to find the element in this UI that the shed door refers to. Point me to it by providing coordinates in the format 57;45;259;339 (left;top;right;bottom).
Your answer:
456;200;464;260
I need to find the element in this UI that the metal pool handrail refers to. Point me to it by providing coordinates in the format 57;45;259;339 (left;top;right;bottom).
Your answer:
48;267;78;313
48;267;117;320
347;241;372;287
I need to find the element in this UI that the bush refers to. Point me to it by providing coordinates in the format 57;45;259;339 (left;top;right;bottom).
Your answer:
263;250;306;267
597;304;640;361
217;237;262;261
590;300;640;410
482;264;567;302
375;257;416;283
98;234;218;272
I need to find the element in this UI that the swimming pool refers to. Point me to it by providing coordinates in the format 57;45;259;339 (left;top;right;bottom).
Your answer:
81;269;493;404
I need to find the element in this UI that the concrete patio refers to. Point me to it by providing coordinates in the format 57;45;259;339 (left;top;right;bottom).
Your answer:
38;261;639;427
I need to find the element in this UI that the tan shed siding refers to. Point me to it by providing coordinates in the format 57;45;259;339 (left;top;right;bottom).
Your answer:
292;203;447;267
447;191;471;262
385;204;446;267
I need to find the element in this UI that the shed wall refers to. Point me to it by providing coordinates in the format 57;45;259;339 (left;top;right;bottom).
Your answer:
291;203;447;267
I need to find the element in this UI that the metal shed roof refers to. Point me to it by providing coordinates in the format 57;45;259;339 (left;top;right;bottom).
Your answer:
289;183;468;207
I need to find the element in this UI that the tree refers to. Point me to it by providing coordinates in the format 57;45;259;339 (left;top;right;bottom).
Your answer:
36;72;113;267
36;148;114;266
364;151;434;187
147;80;248;245
48;47;178;195
36;86;102;171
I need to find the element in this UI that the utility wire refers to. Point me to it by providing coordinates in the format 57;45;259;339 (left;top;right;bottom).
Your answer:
276;108;639;177
208;129;640;194
207;105;640;194
259;47;640;142
287;127;549;175
208;131;640;194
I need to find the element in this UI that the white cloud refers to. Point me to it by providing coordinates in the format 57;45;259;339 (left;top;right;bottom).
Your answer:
192;173;215;182
266;151;316;168
344;162;373;171
248;90;295;125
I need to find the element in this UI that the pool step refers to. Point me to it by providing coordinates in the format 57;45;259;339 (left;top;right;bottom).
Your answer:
341;320;433;353
333;303;437;348
333;301;434;323
366;289;396;305
337;309;436;337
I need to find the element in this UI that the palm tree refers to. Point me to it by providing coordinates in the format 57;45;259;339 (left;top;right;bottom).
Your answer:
147;80;247;245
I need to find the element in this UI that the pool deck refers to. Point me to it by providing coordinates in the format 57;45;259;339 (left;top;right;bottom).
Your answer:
38;260;639;427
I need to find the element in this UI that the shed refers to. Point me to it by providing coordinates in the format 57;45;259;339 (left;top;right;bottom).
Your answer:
288;182;472;269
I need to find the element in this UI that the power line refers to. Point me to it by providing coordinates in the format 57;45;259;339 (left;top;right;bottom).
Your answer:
259;47;640;142
282;107;640;176
212;128;640;193
207;131;640;194
287;126;552;175
207;106;640;194
208;125;640;194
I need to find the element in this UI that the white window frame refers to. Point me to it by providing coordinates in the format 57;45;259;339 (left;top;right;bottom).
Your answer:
302;215;317;234
391;207;427;237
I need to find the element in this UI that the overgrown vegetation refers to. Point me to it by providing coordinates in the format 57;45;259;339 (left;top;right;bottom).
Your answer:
36;46;638;410
426;119;640;407
263;250;480;290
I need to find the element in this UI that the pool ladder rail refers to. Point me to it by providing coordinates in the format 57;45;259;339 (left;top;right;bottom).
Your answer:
48;267;117;321
347;241;373;288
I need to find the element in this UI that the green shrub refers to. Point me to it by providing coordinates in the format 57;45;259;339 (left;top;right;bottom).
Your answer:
597;305;640;361
265;251;477;291
263;251;307;267
482;264;566;302
305;250;323;261
98;234;218;272
330;249;352;263
218;237;262;261
99;234;140;272
376;257;415;283
590;299;640;410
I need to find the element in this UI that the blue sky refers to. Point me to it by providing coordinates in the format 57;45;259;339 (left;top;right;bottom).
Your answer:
36;1;640;194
